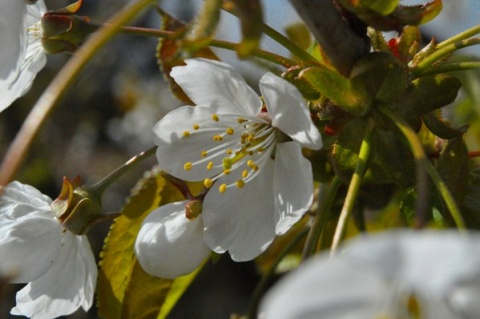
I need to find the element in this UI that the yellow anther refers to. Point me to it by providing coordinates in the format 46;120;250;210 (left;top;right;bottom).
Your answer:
184;162;192;171
237;117;247;124
212;114;219;122
226;149;233;155
219;184;227;193
248;151;254;156
224;169;231;175
213;135;223;141
207;161;214;170
193;124;200;130
226;128;235;135
201;151;208;157
247;159;255;168
242;170;248;178
253;165;259;171
258;147;265;152
223;158;233;169
236;180;245;188
204;178;213;188
183;131;190;137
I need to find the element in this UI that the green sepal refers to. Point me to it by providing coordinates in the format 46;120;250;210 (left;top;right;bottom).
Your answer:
285;22;312;52
422;111;466;139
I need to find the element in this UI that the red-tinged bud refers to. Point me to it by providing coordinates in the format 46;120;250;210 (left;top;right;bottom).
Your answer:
51;176;102;235
40;0;96;54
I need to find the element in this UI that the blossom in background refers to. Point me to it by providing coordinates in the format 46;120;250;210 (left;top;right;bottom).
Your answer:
261;230;480;319
135;200;211;279
0;0;47;112
0;181;97;319
152;58;321;265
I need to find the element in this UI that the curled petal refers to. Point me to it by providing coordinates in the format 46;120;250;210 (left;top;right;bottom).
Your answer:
203;161;276;261
135;201;210;279
260;72;322;150
171;59;262;116
11;233;97;319
273;142;313;235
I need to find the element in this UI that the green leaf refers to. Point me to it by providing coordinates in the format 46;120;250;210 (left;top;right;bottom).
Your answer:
435;136;470;213
97;168;200;319
360;0;398;15
300;65;372;116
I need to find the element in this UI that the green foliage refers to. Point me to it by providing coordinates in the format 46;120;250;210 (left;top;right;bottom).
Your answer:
97;169;200;319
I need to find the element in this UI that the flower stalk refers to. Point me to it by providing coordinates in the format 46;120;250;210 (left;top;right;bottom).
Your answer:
330;122;374;255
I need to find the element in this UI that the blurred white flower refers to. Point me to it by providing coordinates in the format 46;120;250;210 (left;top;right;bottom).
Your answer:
261;230;480;319
0;0;47;112
135;200;210;279
0;181;97;319
154;58;321;262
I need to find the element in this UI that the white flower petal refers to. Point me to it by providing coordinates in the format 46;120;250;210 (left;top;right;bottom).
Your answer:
0;0;46;112
273;142;313;235
135;201;210;279
0;181;60;282
260;72;322;150
262;231;480;319
0;1;25;86
11;232;97;319
171;58;262;116
261;255;388;319
203;160;276;261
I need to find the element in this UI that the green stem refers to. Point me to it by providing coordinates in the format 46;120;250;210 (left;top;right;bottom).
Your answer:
246;227;309;319
302;176;342;259
413;37;480;76
436;24;480;50
0;0;154;186
221;5;318;64
90;146;156;195
378;105;466;230
104;25;298;67
413;62;480;77
330;122;373;255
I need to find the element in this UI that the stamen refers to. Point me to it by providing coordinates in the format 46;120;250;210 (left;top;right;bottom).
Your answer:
212;114;219;122
204;178;213;188
184;162;192;171
183;131;190;137
223;169;231;174
213;135;223;141
193;124;200;130
236;180;245;188
207;161;214;170
237;117;247;124
201;151;208;157
226;149;233;155
226;128;235;135
219;184;227;193
242;170;248;178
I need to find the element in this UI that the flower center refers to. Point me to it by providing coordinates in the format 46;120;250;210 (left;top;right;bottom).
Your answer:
181;112;277;193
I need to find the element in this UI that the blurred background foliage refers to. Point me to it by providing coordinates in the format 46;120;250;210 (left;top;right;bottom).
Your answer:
1;0;480;318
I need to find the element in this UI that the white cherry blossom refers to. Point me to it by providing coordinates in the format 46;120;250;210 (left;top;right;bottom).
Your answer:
153;58;322;262
0;181;97;319
261;230;480;319
0;0;47;112
135;200;211;279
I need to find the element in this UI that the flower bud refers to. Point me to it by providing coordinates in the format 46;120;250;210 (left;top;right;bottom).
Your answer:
51;176;102;235
40;0;96;54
